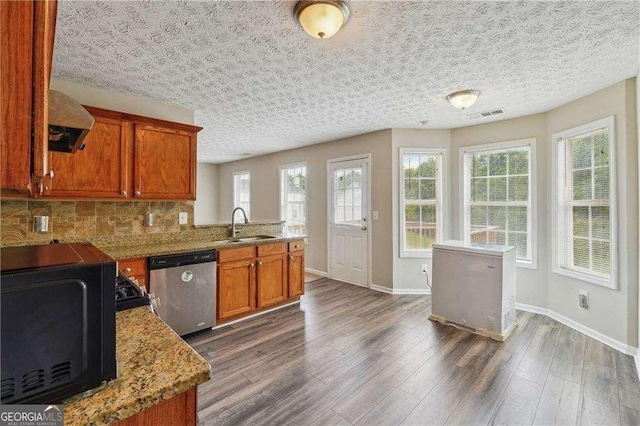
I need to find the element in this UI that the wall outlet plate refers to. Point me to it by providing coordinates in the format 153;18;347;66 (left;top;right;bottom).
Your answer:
579;291;589;309
179;212;188;225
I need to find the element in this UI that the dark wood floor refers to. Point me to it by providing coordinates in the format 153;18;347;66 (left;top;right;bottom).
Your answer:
187;279;640;425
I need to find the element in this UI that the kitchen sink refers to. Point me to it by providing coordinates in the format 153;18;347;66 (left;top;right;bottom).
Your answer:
216;235;277;244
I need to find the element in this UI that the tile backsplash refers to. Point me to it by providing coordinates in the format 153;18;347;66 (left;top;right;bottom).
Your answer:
1;199;194;246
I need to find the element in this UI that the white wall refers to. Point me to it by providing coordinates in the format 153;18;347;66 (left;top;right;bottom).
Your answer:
50;78;194;124
391;129;451;292
217;130;394;288
546;79;638;347
450;114;549;308
194;163;219;225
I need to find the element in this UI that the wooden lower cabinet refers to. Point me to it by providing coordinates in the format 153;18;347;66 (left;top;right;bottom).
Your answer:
257;254;288;308
288;250;305;298
218;258;256;320
217;240;305;322
115;387;197;426
117;257;148;290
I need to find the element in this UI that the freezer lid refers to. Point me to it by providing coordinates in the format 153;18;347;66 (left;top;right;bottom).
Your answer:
433;240;516;257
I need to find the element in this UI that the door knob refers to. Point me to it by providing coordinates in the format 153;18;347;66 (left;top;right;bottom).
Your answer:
361;226;367;231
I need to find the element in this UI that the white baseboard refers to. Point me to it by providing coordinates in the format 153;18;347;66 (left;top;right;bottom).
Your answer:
304;268;328;278
369;283;393;294
516;302;638;357
370;283;430;295
636;354;640;380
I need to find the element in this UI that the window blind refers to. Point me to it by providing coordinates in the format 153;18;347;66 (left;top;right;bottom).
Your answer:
557;127;612;279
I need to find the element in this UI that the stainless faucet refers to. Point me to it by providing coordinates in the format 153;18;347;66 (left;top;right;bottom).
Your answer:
231;207;249;240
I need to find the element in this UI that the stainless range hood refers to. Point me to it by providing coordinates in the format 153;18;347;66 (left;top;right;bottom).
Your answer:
48;90;95;153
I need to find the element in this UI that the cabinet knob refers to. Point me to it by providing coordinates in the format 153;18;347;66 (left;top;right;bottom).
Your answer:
135;190;141;196
249;263;255;268
121;190;127;196
295;244;299;248
47;170;54;179
124;267;132;273
289;255;294;260
258;261;263;266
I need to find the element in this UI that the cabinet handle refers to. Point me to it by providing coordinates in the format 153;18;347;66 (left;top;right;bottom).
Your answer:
47;170;54;179
249;263;255;268
135;190;141;196
121;190;127;196
258;261;263;266
124;267;132;273
289;255;294;260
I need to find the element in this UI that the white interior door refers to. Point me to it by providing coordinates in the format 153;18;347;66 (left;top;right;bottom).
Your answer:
328;157;369;286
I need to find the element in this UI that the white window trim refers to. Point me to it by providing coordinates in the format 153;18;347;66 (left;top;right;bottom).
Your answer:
279;162;308;236
399;147;448;258
551;116;617;289
459;138;537;269
233;170;251;217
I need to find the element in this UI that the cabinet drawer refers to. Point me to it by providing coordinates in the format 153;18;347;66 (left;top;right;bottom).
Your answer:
288;240;305;252
218;245;256;263
118;257;147;277
257;242;287;257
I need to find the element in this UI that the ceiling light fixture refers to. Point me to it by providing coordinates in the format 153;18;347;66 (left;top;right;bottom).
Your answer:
294;1;351;40
446;90;480;110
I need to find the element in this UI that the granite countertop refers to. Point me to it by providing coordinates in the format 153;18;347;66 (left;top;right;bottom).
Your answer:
99;234;306;260
63;307;211;425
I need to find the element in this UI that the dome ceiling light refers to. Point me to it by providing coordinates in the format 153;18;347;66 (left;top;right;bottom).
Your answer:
446;90;481;110
294;1;351;40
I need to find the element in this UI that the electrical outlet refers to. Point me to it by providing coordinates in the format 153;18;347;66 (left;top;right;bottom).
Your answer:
579;291;589;309
179;212;188;225
421;264;429;275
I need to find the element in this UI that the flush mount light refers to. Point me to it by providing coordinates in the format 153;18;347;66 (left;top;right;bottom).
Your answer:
446;90;481;110
294;1;351;40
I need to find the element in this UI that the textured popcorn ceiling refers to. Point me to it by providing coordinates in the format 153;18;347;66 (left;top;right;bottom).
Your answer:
52;1;639;163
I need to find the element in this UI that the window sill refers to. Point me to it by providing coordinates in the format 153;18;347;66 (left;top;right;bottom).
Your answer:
516;260;537;270
553;267;616;290
400;251;433;259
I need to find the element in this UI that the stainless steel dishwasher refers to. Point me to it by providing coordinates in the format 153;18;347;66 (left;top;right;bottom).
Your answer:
148;250;217;336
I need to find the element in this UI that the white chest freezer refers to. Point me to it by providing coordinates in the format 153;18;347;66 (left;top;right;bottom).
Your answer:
429;240;517;341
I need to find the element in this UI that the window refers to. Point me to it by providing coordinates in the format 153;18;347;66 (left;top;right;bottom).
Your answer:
400;148;446;257
553;116;616;288
461;139;536;267
280;163;307;236
233;171;250;220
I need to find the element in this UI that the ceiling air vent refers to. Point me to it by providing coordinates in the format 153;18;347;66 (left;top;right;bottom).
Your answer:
468;108;505;120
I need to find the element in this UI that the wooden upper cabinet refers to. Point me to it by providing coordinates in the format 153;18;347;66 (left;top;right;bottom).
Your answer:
133;124;196;200
1;0;56;195
48;115;129;198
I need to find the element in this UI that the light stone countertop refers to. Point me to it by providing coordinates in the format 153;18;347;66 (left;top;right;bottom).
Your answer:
63;306;211;425
99;234;305;260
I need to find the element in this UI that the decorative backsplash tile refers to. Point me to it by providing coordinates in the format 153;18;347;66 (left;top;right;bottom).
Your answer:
1;199;285;251
1;199;195;246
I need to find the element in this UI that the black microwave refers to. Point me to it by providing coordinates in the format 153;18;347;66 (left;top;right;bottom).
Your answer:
0;243;117;404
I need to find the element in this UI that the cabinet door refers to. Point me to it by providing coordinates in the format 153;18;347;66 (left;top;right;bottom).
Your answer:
218;259;256;320
1;1;34;192
118;257;148;290
256;254;288;308
47;116;129;198
133;124;196;200
288;250;305;298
